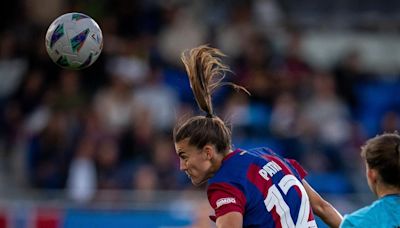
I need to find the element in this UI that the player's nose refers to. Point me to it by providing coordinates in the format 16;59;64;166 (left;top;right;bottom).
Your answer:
179;159;187;171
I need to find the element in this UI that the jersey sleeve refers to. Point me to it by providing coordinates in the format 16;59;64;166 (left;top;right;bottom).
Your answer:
340;216;357;228
285;159;308;179
207;182;246;221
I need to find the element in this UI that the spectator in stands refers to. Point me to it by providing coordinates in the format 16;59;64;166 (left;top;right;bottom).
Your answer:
95;136;121;189
67;136;97;203
27;111;71;189
93;73;136;135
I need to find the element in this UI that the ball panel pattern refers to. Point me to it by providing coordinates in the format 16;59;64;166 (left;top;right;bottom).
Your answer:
70;28;90;53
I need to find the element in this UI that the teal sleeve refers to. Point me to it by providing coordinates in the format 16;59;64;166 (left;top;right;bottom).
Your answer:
340;216;355;228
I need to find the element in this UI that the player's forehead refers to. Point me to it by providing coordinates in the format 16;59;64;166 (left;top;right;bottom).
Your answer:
175;138;195;155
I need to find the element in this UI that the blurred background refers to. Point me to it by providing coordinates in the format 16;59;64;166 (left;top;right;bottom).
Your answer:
1;0;400;227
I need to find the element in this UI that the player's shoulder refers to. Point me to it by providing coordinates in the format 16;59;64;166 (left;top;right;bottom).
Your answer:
246;147;277;156
340;200;383;228
208;150;247;183
341;207;371;227
246;147;292;165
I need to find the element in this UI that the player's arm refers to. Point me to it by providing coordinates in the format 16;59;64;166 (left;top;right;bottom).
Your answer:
207;183;246;228
302;180;343;228
216;211;243;228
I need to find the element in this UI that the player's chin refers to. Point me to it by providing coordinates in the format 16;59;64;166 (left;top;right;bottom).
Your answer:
191;177;208;187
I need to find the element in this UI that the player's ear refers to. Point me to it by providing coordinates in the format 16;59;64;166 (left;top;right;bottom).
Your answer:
367;167;378;184
202;144;215;160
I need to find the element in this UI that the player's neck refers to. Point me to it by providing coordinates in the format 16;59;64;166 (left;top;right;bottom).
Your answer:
376;184;400;198
209;152;226;173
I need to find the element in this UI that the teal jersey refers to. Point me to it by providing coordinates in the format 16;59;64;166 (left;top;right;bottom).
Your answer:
340;194;400;228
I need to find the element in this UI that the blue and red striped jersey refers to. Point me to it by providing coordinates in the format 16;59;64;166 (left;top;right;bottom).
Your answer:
207;147;317;228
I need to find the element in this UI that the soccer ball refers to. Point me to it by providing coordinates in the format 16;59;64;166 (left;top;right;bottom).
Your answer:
45;12;103;70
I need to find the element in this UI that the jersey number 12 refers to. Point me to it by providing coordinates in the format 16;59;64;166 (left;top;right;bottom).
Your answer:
264;175;315;228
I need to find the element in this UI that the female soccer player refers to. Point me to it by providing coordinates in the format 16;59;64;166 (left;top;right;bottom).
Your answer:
340;133;400;227
173;45;343;228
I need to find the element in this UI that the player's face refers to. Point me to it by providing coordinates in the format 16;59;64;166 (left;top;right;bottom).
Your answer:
175;139;213;186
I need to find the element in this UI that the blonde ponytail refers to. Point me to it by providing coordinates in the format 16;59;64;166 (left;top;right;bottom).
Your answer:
180;45;249;117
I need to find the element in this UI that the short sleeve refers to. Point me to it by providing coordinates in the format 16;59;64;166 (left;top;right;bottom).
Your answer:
340;216;356;228
286;159;308;179
207;182;246;221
